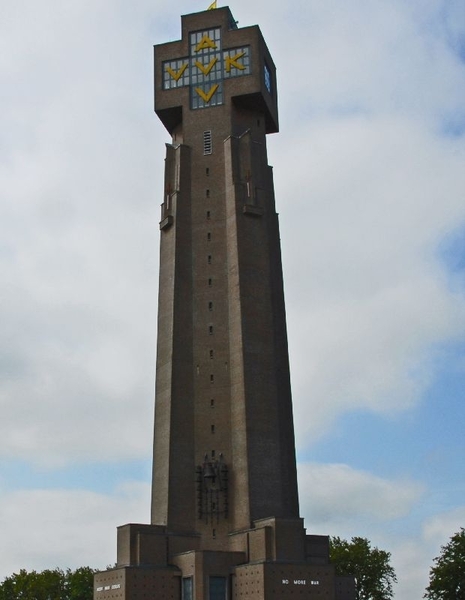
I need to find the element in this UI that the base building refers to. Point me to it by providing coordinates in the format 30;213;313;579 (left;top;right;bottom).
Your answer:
94;7;355;600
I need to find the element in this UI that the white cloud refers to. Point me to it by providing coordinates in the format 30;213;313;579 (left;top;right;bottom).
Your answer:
389;538;431;600
423;505;465;546
0;482;149;580
0;0;164;466
279;115;465;444
298;462;424;537
386;505;465;600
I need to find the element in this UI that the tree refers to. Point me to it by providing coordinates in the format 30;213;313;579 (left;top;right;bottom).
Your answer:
330;536;397;600
0;567;96;600
425;527;465;600
66;567;97;600
0;568;66;600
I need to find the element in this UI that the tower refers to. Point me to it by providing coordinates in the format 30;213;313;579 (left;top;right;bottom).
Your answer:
94;7;355;600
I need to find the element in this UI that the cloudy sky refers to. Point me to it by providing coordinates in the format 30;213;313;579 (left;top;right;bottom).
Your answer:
1;0;464;597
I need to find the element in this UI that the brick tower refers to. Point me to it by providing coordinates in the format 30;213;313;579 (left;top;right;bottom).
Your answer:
94;7;355;600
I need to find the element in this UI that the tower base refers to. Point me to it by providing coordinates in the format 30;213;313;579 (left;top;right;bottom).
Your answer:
94;519;355;600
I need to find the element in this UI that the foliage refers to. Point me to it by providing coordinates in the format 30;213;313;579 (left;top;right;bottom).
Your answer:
67;567;96;600
0;567;97;600
424;527;465;600
330;536;397;600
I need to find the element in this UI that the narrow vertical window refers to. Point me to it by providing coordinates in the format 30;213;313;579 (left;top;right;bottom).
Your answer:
208;255;212;264
208;301;213;311
182;578;193;600
206;167;210;176
209;325;213;334
210;399;215;407
208;278;212;287
210;374;214;383
211;424;215;433
204;130;212;155
210;350;214;359
206;189;210;198
264;63;272;94
207;232;211;241
207;211;211;219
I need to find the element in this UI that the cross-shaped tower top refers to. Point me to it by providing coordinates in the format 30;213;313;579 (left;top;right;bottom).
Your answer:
154;6;278;134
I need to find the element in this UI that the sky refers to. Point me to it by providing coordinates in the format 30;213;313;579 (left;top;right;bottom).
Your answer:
0;0;464;598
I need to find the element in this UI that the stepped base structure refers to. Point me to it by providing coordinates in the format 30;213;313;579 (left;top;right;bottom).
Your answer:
94;7;355;600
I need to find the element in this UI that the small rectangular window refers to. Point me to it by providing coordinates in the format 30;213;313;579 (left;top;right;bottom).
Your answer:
206;189;210;198
208;302;213;311
210;350;214;359
210;374;214;383
204;131;212;155
211;424;215;433
209;325;213;334
207;232;211;241
208;255;212;264
208;278;212;287
207;211;211;219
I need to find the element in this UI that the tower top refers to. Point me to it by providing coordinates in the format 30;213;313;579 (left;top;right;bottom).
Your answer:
154;6;279;134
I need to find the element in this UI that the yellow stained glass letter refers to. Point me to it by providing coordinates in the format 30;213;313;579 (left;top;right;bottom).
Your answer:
225;51;246;73
195;57;218;76
195;84;219;103
166;63;188;81
195;35;217;52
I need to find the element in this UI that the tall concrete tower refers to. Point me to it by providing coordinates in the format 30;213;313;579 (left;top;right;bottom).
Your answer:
94;7;354;600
